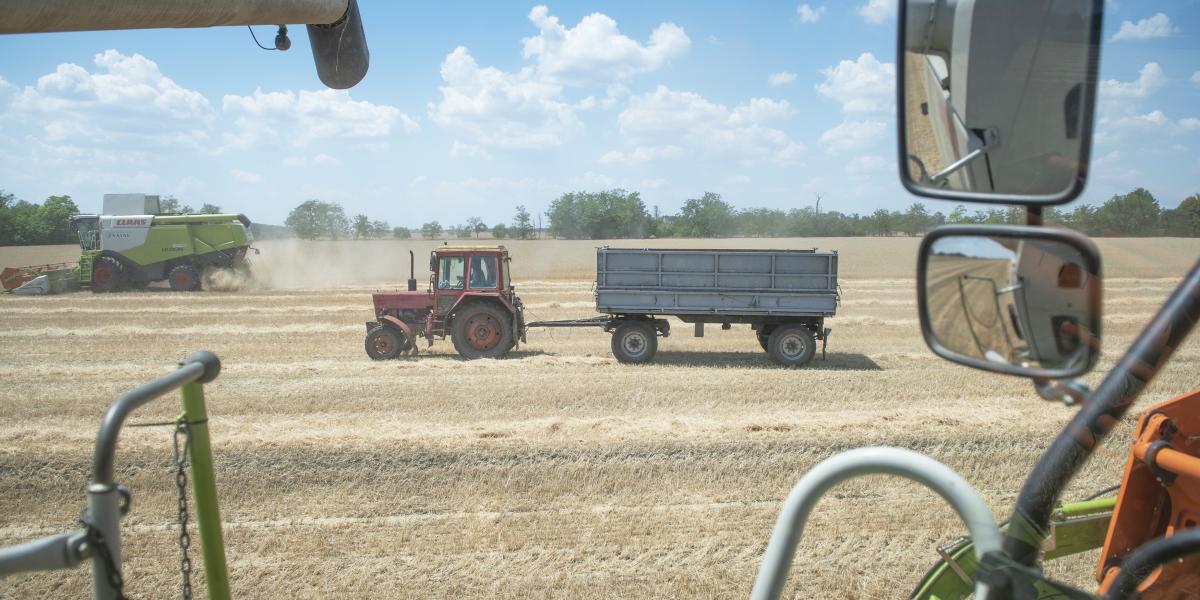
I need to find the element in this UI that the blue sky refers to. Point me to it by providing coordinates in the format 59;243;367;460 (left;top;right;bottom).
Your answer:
0;1;1197;228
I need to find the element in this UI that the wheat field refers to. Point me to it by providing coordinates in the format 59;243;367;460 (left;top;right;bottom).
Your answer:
1;237;1197;599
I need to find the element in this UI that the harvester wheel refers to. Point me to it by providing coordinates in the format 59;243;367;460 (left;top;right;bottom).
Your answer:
90;256;124;293
767;324;816;368
365;325;405;360
168;264;202;291
451;303;513;359
611;321;657;364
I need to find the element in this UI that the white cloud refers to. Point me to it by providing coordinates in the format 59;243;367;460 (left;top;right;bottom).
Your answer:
768;71;797;87
569;171;618;189
616;85;802;164
819;120;887;154
857;0;896;24
816;53;895;113
428;46;579;149
1192;71;1200;86
230;169;262;183
797;4;826;23
281;153;341;168
598;145;684;164
449;141;493;160
725;174;752;185
1111;13;1179;41
1100;110;1200;140
846;154;890;174
1181;117;1200;131
8;50;212;148
1100;62;1165;98
522;5;689;86
222;88;415;150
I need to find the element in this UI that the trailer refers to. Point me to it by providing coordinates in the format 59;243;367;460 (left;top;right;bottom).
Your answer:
528;247;839;367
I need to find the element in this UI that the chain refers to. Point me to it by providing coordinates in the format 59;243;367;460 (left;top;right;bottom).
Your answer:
78;509;129;600
173;418;194;600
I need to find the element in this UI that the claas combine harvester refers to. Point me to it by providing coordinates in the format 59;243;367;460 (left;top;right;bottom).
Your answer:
2;194;255;295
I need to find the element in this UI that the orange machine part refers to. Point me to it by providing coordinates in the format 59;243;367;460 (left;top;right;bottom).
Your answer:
1097;387;1200;599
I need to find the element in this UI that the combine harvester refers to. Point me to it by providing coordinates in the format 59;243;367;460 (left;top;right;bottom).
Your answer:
2;193;256;295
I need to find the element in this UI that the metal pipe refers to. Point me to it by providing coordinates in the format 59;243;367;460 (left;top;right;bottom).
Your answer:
87;485;122;600
751;447;1001;600
0;533;88;576
0;0;348;33
1004;258;1200;565
92;361;206;485
180;380;231;600
1103;529;1200;600
1133;443;1200;480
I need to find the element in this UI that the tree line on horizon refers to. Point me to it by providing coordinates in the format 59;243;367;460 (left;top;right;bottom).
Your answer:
3;187;1198;246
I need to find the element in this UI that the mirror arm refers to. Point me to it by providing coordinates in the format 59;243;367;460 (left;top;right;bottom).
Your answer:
928;128;999;185
1032;378;1091;406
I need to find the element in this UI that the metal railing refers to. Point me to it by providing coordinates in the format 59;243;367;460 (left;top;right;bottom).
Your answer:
0;351;230;600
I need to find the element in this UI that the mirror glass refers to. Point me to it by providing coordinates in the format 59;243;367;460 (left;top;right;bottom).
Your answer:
900;0;1101;202
923;233;1099;375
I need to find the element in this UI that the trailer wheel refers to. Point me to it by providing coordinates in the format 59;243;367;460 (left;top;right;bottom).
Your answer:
365;325;405;360
611;321;657;364
90;256;124;293
768;324;816;367
756;330;770;352
452;303;513;359
168;264;202;291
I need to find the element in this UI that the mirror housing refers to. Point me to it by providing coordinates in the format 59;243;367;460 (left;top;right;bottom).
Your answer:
917;225;1102;378
897;0;1103;204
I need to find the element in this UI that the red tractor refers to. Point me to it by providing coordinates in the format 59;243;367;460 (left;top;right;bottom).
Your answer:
364;246;526;360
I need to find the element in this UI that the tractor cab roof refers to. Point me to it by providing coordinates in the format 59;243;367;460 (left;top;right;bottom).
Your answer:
434;245;508;254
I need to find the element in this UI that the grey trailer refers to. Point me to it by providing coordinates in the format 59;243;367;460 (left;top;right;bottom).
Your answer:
530;247;839;367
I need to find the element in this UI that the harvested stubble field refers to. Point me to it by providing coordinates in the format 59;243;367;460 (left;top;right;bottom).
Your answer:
1;236;1198;599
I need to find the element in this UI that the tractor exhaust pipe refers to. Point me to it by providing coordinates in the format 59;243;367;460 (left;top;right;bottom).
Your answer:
407;250;417;291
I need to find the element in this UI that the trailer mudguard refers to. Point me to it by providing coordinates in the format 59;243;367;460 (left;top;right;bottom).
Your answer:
378;315;415;347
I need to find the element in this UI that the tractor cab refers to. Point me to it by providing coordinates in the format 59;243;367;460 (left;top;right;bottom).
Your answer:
69;215;100;251
367;245;525;360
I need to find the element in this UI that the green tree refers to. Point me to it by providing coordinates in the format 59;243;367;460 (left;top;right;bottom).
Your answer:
1164;194;1200;236
547;190;649;239
421;221;443;239
1096;188;1162;236
677;192;735;237
513;205;534;240
285;200;350;240
901;202;933;236
199;203;222;214
371;220;390;238
353;214;371;240
492;223;509;239
159;196;195;215
39;195;80;243
392;226;411;239
466;216;486;238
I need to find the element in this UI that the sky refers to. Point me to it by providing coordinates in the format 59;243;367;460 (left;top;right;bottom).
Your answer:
0;1;1197;228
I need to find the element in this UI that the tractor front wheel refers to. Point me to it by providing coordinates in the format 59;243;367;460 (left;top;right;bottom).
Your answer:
90;256;124;293
168;264;202;291
365;325;407;360
451;303;514;359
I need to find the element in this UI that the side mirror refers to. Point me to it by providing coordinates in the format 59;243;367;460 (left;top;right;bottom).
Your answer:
898;0;1103;204
917;225;1102;378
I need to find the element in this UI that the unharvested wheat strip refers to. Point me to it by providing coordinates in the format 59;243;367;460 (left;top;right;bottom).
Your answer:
0;323;362;338
0;304;367;315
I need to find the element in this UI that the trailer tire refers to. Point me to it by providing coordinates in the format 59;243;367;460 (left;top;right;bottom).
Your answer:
168;264;202;291
756;330;771;352
768;324;816;368
90;256;124;293
365;325;405;360
452;303;514;360
611;321;657;364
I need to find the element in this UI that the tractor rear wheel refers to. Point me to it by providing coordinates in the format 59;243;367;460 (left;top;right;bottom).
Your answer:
168;264;201;291
451;303;513;359
611;321;658;364
767;324;816;368
365;325;406;360
90;256;124;293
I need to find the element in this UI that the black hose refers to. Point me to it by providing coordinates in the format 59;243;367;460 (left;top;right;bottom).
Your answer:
1103;530;1200;599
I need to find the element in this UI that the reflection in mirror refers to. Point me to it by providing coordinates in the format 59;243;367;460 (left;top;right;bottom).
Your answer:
924;235;1099;372
901;0;1100;200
